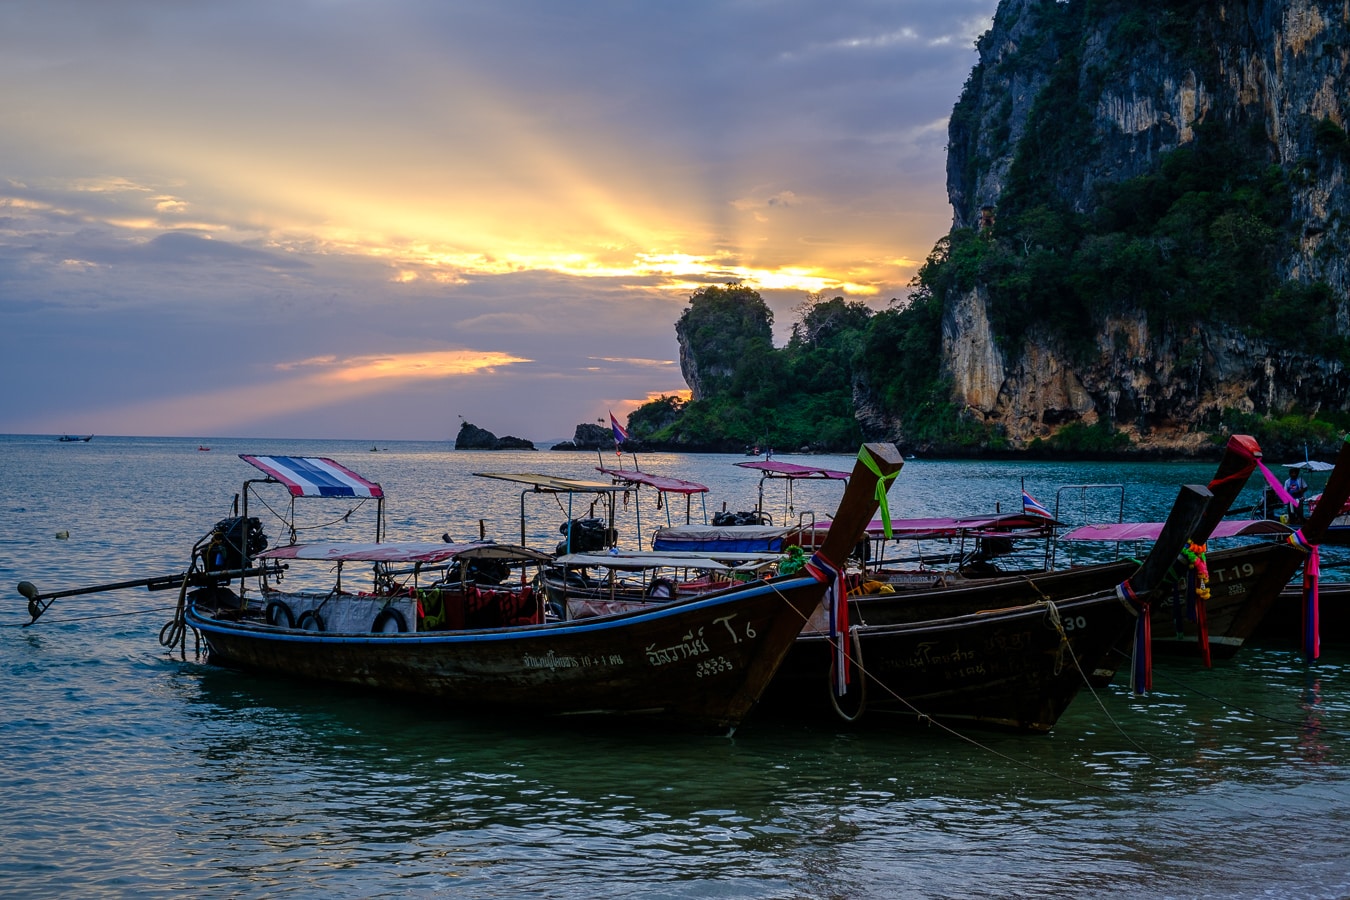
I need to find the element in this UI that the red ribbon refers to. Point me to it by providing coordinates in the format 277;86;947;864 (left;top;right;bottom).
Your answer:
807;552;850;695
1290;529;1320;661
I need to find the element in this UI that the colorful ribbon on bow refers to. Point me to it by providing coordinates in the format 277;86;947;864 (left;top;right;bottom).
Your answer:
806;551;850;695
1180;541;1212;667
857;444;899;539
1289;529;1321;661
1253;458;1298;507
1116;579;1151;693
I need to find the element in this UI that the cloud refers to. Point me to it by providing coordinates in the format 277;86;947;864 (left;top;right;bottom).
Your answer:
0;0;997;439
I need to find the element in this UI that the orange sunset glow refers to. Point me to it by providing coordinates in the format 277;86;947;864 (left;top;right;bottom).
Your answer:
0;2;994;440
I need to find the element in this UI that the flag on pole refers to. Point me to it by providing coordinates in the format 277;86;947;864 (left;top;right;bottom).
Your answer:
1022;488;1052;519
609;412;628;454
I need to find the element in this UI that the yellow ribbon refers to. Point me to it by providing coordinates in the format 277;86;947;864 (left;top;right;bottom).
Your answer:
858;444;899;538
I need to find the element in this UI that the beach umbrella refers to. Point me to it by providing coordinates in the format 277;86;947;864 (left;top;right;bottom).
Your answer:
1286;459;1336;471
1285;443;1336;471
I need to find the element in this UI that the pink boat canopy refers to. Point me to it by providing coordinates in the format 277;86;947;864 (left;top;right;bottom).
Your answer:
734;460;851;479
862;513;1062;539
1059;519;1292;542
240;455;384;499
596;467;709;494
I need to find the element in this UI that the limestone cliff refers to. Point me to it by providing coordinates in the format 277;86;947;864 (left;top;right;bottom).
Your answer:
928;0;1350;453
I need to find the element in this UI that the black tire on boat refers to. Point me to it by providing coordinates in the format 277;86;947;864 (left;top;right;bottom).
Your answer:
265;600;295;628
371;607;408;633
296;610;325;632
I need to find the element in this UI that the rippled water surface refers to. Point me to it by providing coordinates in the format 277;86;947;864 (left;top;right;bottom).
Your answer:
3;435;1349;898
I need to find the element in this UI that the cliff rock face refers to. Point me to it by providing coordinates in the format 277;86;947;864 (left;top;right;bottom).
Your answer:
938;0;1350;452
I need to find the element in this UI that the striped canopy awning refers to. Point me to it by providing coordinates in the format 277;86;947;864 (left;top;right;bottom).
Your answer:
239;455;384;498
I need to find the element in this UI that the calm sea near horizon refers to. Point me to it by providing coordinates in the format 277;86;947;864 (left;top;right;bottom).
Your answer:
3;434;1349;899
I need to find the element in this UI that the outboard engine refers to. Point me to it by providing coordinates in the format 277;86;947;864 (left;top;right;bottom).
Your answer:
712;510;769;526
555;517;616;554
204;516;268;571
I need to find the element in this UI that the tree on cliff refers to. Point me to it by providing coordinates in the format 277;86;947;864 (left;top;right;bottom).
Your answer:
629;285;867;452
675;284;776;401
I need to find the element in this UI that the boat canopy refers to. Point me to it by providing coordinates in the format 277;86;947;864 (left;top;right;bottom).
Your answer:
1286;459;1336;471
555;552;734;571
734;460;850;480
240;455;384;499
555;549;783;570
595;467;709;494
864;513;1062;539
257;540;551;563
1059;519;1292;542
652;524;796;553
474;472;627;493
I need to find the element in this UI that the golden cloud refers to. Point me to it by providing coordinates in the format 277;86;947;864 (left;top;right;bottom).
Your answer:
277;350;532;383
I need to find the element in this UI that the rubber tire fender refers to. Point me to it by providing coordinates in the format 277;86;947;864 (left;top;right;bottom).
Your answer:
371;607;408;633
265;600;295;628
296;610;326;632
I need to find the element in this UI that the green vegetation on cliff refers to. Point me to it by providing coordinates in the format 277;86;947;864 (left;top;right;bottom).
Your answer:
631;285;868;451
626;283;962;453
626;0;1350;457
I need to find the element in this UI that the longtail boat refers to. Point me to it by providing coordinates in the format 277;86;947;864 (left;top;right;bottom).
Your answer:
14;445;902;733
848;434;1350;671
755;482;1213;733
1061;432;1350;665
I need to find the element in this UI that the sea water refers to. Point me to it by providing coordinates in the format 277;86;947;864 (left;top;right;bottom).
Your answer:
2;434;1349;899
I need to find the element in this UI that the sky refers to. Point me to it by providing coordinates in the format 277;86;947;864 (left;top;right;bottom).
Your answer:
0;0;997;442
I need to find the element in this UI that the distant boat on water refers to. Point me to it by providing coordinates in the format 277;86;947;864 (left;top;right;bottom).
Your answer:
198;446;211;452
57;435;92;442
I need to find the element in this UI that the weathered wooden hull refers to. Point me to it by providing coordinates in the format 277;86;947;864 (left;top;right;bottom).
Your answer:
1260;579;1350;642
187;573;827;732
1149;541;1306;657
854;539;1308;663
759;590;1137;734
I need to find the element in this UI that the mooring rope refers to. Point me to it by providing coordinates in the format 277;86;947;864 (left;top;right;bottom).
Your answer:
157;569;194;659
827;627;867;722
2;606;179;627
1140;653;1350;739
765;581;1133;792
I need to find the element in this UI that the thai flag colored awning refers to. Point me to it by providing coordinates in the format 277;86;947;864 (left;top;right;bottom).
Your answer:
239;455;384;498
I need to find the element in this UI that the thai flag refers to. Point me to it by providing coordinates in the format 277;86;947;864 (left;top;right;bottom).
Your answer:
1022;489;1053;519
610;412;628;452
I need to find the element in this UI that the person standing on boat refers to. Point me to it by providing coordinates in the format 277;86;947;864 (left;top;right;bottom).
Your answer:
1284;466;1309;524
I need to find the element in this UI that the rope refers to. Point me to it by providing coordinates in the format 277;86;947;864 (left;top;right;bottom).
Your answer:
249;492;370;543
1146;657;1350;739
1048;634;1169;764
2;606;179;627
827;627;867;722
761;579;1134;793
1042;600;1067;676
158;567;194;659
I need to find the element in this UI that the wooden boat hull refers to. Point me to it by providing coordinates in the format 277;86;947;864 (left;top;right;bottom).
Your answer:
854;539;1308;662
1260;579;1350;642
187;572;828;732
759;591;1137;734
1149;541;1306;657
